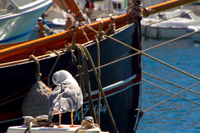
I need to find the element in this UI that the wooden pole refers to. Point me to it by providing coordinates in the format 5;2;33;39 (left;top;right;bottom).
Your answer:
143;0;200;17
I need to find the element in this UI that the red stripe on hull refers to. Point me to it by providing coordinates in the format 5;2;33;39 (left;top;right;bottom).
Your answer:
83;73;141;102
0;111;22;122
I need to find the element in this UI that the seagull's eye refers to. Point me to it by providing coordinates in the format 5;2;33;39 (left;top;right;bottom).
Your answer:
54;78;56;81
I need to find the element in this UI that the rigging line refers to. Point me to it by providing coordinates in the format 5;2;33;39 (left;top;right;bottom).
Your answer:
144;80;200;113
143;78;200;106
141;8;200;28
81;22;98;34
143;71;200;96
0;95;25;106
82;45;119;133
86;30;197;75
104;34;200;81
142;31;198;52
78;22;198;83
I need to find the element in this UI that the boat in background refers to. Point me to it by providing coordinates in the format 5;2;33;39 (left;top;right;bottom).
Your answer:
1;0;199;133
0;0;52;44
141;8;200;39
187;25;200;42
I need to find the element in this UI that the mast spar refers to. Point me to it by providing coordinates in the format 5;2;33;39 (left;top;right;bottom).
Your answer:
142;0;200;17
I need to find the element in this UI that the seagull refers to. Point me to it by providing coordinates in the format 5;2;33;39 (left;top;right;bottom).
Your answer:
49;70;83;128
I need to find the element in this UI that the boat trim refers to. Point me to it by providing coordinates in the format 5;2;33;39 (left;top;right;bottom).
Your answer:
0;27;34;43
83;74;141;103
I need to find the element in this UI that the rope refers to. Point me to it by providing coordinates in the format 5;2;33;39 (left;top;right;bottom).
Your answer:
133;110;144;133
77;45;86;121
43;24;58;34
23;116;54;133
29;55;42;81
83;28;197;75
67;21;76;31
73;10;85;22
80;45;119;133
47;50;60;87
106;24;115;35
143;71;200;96
75;116;101;133
143;78;200;106
81;22;98;34
104;33;200;82
144;81;200;113
127;0;142;23
69;10;200;132
106;17;116;35
76;44;98;124
95;36;101;126
80;25;90;41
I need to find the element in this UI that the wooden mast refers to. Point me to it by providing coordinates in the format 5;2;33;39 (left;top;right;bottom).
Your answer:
143;0;199;17
0;0;199;61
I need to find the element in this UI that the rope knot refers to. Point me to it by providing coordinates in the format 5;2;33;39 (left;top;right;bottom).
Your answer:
75;116;101;133
127;0;142;23
29;55;42;81
23;115;55;133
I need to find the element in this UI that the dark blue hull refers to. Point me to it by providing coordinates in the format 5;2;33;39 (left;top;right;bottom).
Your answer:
0;22;142;133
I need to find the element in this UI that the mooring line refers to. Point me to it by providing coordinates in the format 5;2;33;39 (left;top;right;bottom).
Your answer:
143;78;200;106
143;71;200;96
105;34;200;82
143;81;200;113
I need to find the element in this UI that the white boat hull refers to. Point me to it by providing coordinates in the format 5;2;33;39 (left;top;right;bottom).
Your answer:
187;25;200;42
141;26;190;39
7;125;107;133
0;0;52;44
141;9;200;39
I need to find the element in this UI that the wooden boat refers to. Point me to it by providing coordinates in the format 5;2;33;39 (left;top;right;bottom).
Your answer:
1;0;199;132
0;0;53;44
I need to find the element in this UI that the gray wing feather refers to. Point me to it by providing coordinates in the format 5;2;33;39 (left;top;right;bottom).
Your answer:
60;82;83;112
48;85;61;114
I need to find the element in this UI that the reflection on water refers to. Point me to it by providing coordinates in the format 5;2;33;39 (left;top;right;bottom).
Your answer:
137;39;200;132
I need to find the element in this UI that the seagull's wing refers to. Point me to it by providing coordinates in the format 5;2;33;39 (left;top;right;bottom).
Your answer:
48;85;62;114
60;82;83;112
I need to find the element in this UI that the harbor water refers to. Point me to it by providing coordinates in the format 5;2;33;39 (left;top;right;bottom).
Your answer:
137;38;200;133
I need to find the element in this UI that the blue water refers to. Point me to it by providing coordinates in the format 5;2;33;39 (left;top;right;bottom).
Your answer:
137;38;200;133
